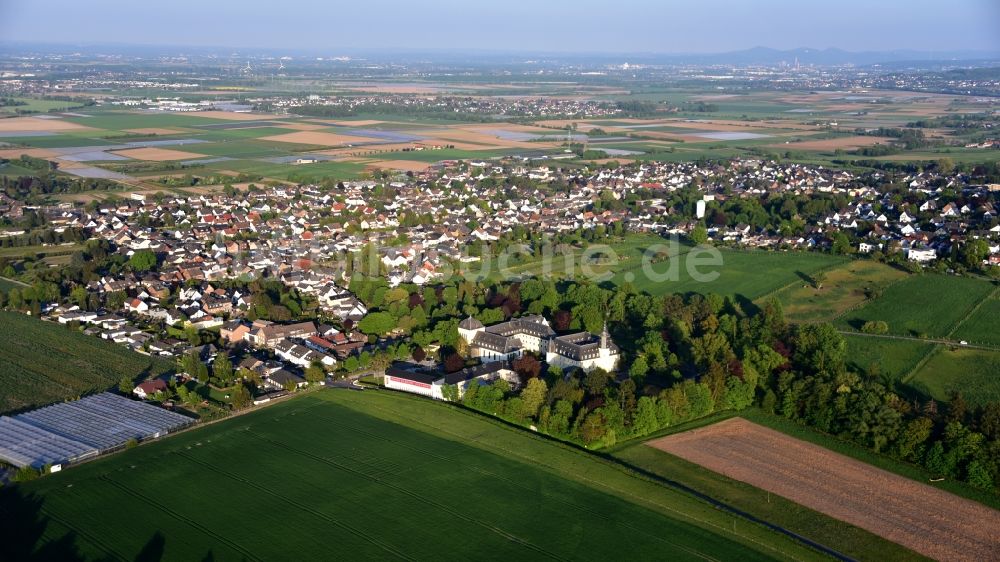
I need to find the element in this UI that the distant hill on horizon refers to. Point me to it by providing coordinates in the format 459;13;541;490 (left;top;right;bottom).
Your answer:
1;40;999;67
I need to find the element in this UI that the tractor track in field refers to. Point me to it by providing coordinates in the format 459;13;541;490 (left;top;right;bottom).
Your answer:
245;428;572;561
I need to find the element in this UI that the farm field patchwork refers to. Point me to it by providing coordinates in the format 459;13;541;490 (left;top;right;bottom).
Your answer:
9;390;825;561
836;274;995;338
646;417;1000;562
0;312;173;414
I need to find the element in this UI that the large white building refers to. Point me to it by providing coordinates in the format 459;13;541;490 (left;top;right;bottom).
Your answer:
458;314;619;373
384;361;519;400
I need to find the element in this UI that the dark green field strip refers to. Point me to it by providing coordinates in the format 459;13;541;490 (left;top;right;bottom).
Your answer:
329;393;829;560
0;312;172;414
16;391;823;561
247;411;720;560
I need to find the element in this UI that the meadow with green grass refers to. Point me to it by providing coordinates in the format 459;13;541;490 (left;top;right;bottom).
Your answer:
472;235;844;301
836;274;995;338
907;347;1000;407
0;312;173;414
774;260;907;323
950;293;1000;347
8;390;829;561
0;97;86;115
844;334;937;383
613;248;844;300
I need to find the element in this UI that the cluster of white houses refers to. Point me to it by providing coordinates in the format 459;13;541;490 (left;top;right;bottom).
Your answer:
385;314;619;400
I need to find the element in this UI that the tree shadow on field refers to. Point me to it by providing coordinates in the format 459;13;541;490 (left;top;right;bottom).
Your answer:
0;485;86;561
794;270;815;287
134;531;166;562
844;318;866;331
0;485;199;562
732;294;761;316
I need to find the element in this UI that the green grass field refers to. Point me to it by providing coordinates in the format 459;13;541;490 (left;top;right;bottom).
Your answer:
950;293;1000;347
613;248;844;300
844;334;936;383
9;390;828;561
907;347;1000;407
0;98;86;115
475;232;679;282
0;276;28;292
488;239;844;301
775;260;908;323
0;312;173;414
837;274;995;338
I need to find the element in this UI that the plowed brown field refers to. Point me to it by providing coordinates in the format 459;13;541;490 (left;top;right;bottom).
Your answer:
648;418;1000;562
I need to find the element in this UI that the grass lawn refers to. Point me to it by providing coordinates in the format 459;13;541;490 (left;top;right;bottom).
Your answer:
907;346;1000;407
0;312;174;414
837;274;995;338
476;232;680;282
61;111;233;131
8;390;827;561
844;334;937;383
181;140;299;159
774;260;908;323
0;163;42;177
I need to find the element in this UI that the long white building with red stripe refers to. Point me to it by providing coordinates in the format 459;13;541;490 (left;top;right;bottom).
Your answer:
383;361;518;400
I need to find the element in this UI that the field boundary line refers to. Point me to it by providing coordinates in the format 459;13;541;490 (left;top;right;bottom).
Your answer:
753;258;848;306
352;392;853;562
945;285;999;340
900;344;942;385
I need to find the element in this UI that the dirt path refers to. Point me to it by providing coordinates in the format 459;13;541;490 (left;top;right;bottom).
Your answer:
648;418;1000;562
839;330;999;352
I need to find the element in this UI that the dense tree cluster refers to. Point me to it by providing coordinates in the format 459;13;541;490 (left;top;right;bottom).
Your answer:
420;278;1000;492
0;172;123;202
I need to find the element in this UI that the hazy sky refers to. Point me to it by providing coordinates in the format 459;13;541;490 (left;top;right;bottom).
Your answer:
2;0;998;54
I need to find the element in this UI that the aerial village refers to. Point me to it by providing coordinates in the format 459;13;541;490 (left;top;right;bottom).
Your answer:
2;156;999;407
